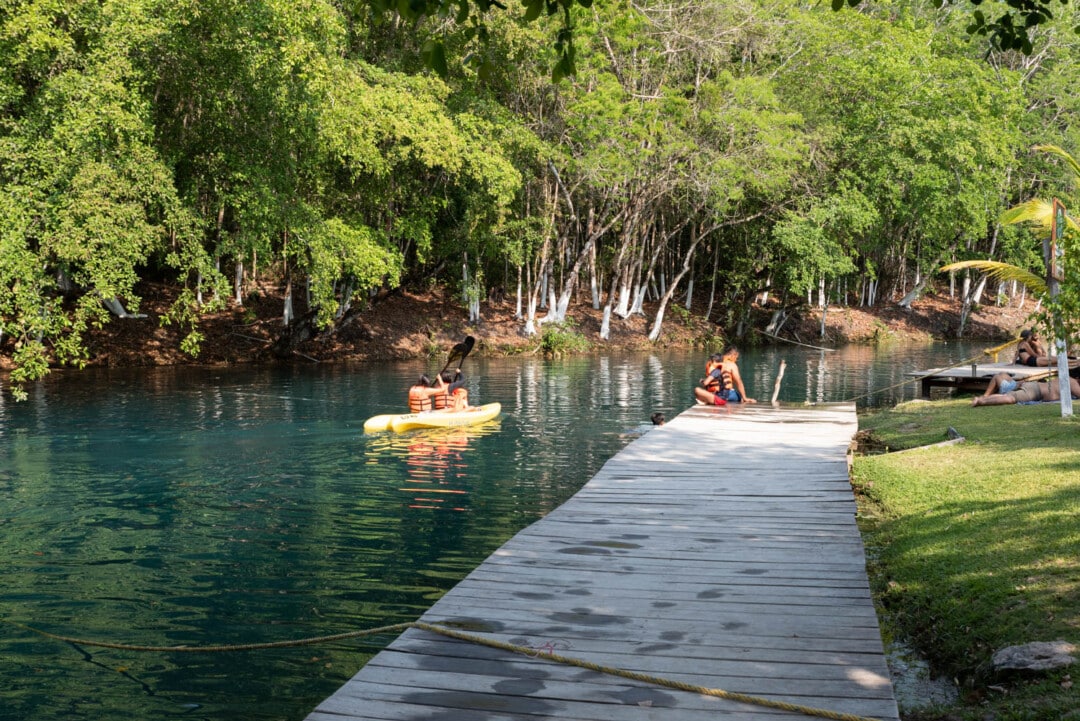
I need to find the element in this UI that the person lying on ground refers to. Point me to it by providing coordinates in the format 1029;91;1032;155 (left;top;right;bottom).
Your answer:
972;377;1080;406
978;372;1020;400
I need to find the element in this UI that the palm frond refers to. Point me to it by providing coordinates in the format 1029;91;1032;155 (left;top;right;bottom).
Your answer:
1001;198;1080;235
1033;144;1080;179
938;260;1047;296
1001;199;1053;228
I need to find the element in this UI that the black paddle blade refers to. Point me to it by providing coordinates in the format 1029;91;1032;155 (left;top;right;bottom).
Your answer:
440;336;475;374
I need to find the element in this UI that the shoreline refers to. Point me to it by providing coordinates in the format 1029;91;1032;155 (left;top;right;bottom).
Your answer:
6;282;1038;375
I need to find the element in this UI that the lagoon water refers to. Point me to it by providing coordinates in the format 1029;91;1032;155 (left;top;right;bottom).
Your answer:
0;342;983;720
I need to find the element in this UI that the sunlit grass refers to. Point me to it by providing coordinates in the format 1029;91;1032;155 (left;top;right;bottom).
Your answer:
853;398;1079;720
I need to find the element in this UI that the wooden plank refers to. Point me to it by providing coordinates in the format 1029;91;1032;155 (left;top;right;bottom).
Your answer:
305;403;900;721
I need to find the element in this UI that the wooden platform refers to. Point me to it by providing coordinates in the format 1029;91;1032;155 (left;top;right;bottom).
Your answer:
906;361;1059;398
306;403;899;721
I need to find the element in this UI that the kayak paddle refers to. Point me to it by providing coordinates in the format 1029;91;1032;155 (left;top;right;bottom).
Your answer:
439;336;475;376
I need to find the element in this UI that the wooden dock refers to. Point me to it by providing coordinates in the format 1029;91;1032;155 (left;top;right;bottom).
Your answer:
306;403;899;721
906;361;1061;398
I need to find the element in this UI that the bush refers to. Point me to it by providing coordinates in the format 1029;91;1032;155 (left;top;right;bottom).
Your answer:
539;321;591;355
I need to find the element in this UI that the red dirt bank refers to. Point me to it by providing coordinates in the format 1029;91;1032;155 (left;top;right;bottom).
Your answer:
57;281;1036;371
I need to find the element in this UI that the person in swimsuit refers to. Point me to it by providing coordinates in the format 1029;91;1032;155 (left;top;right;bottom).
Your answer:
694;346;756;405
975;372;1019;403
973;376;1080;406
1015;329;1052;367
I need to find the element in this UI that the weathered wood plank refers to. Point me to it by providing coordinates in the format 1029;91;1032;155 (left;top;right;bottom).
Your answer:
305;402;900;721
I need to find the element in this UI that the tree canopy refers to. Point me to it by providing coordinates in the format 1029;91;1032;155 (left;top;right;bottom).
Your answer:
2;0;1080;397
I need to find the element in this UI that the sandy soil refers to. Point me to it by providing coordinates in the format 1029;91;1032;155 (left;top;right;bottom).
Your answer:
42;280;1039;370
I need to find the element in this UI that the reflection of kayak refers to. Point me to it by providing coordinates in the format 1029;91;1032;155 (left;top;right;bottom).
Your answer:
364;403;502;434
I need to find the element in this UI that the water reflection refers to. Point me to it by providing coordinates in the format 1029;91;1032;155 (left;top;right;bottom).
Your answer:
365;422;503;511
0;343;989;721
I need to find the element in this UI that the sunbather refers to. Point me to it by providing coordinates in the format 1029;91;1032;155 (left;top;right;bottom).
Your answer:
972;375;1080;406
1015;329;1053;367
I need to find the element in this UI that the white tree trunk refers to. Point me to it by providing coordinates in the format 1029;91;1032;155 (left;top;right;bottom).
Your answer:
647;224;709;342
590;243;600;309
234;260;244;306
615;271;632;318
515;266;523;319
102;297;147;319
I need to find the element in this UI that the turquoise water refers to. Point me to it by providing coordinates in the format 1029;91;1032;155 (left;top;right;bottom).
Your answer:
0;343;983;720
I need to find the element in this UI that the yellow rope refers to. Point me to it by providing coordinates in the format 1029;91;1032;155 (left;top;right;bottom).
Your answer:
9;618;883;721
411;622;884;721
5;619;414;652
839;347;994;404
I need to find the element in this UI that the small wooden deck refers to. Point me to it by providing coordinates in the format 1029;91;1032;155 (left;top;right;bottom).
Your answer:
306;403;899;721
906;361;1060;398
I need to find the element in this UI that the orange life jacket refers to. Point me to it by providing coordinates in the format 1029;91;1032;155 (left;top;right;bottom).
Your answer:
408;385;435;413
447;387;469;411
702;359;723;393
702;360;734;394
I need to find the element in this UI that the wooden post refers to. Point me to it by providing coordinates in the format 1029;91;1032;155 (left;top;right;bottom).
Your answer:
771;360;786;405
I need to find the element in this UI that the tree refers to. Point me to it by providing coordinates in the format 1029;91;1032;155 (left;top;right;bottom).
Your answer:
362;0;1077;80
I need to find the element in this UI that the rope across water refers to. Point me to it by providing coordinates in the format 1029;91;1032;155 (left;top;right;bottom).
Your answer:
8;618;884;721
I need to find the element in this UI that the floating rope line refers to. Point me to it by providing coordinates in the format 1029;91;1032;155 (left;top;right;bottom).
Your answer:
6;619;414;653
410;621;885;721
9;618;883;721
838;348;994;405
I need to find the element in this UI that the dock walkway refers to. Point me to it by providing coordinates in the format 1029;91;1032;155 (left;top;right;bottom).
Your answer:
307;403;899;721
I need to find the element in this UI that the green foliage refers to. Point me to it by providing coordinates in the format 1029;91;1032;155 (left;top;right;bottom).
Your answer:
999;145;1080;342
772;184;872;296
5;0;1080;396
833;0;1079;56
671;304;692;327
853;399;1080;718
539;321;590;355
304;217;403;329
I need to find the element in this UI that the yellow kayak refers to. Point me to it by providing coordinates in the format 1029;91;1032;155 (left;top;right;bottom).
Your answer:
364;403;502;434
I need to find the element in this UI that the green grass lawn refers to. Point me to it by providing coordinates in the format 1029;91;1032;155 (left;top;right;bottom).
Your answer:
853;398;1079;720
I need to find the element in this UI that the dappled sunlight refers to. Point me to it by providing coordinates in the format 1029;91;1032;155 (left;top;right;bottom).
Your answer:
847;666;893;689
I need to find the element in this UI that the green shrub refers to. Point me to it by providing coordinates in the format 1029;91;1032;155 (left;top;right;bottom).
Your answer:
539;321;590;355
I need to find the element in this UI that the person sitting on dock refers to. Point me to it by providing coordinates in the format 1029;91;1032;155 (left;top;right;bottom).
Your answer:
972;375;1080;406
694;346;756;405
1015;329;1053;367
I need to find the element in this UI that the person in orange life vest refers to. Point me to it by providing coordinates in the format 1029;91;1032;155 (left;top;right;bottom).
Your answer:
437;369;471;412
407;374;444;413
694;353;726;405
693;346;756;405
